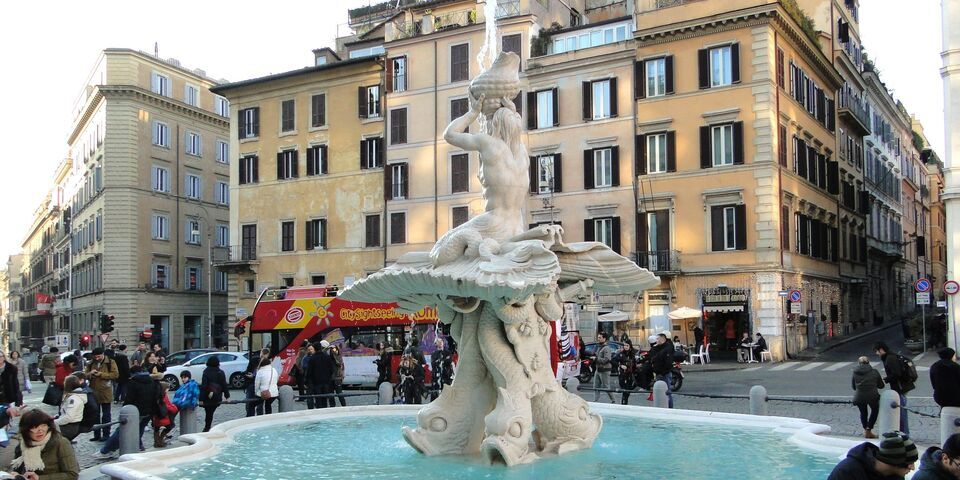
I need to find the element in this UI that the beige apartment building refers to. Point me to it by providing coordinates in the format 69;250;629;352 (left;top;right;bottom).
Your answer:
61;49;229;351
5;256;23;351
211;54;386;340
17;193;62;351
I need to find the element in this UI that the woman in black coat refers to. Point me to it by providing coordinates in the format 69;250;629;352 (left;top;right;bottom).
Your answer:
0;352;21;406
199;355;230;432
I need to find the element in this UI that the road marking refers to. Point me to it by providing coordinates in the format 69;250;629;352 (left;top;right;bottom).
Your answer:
796;362;825;371
742;366;763;372
769;363;797;371
917;366;930;372
823;362;851;371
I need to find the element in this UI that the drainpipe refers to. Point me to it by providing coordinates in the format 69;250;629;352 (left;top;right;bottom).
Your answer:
175;124;181;291
380;57;389;269
774;30;791;359
434;39;440;242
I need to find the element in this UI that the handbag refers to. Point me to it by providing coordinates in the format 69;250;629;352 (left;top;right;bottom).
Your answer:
24;378;31;393
259;369;274;400
42;383;63;406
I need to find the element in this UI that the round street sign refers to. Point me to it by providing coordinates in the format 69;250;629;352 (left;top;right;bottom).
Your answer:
945;280;960;296
916;278;932;293
789;290;802;302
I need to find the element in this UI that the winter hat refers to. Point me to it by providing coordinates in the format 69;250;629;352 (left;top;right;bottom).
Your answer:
943;433;960;458
876;432;919;467
938;347;956;361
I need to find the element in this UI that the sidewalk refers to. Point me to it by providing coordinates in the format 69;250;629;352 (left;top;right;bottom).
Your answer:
794;321;901;361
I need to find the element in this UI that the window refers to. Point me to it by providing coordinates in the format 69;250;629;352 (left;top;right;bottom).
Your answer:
184;84;199;107
281;221;295;252
390;212;406;244
281;277;295;288
712;124;734;166
647;134;668;173
151;72;170;97
185;266;201;291
501;34;521;57
216;224;229;247
152;214;169;240
452;206;469;228
216;181;229;205
215;270;228;292
645;58;666;97
391;108;407;144
239;107;259;139
451;44;469;82
594;148;613;188
450;98;469;122
710;204;746;251
723;207;736;250
239;155;258;184
311;94;326;127
185;131;201;156
529;89;557;129
548;21;631;54
244;279;255;294
389;163;408;200
152;121;169;147
216;140;229;163
311;275;326;285
778;125;787;167
281;99;295;132
214;96;229;117
152;166;170;192
583;217;620;253
306;219;327;250
592;80;611;120
451;153;469;193
390;57;407;92
95;211;102;241
365;214;381;248
185;174;201;199
348;45;385;58
710;46;733;87
776;48;785;89
535;155;556;193
152;264;170;289
359;85;380;118
306;145;327;176
241;224;257;260
185;218;201;244
360;137;383;169
277;150;298;180
594;218;613;247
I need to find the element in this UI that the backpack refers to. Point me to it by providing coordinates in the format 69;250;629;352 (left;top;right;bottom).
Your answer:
78;398;99;433
895;354;918;392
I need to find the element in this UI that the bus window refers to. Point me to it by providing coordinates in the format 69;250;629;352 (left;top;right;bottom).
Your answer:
251;332;272;353
277;330;300;353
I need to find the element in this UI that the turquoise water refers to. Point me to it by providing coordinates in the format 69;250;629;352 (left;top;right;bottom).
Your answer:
159;414;839;480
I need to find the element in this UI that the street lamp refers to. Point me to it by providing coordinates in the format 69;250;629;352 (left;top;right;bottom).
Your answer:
190;222;213;349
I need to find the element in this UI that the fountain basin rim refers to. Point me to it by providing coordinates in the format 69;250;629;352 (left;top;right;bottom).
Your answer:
100;403;860;480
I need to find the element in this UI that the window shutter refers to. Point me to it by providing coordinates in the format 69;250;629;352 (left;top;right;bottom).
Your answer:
827;160;839;194
151;216;158;239
831;227;839;261
386;60;394;93
798;215;809;255
527;91;537;130
360;139;368;169
583;219;595;241
276;152;283;179
582;81;591;120
529;156;537;194
733;121;744;165
384;161;393;199
731;43;741;84
292;150;299;178
611;217;621;254
698;49;709;89
513;91;523;117
583;149;594;189
553;153;563;192
237;113;245;139
636;213;648;252
665;55;675;95
778;125;787;167
735;204;747;250
917;236;926;257
320;146;328;175
710;206;723;251
377;137;385;165
781;205;790;250
401;165;409;198
150;167;158;190
552;88;559;126
358;86;367;119
807;145;818;182
826;99;835;132
816;89;826;124
609;77;618;117
636;135;647;175
635;61;645;99
859;190;870;215
797;140;808;177
252;155;258;182
306;147;315;176
610;146;620;186
700;126;712;169
306;221;314;250
239;157;247;182
252;108;259;136
667;131;677;172
656;210;670;251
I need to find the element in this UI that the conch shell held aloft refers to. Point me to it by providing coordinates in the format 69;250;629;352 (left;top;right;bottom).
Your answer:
468;52;521;117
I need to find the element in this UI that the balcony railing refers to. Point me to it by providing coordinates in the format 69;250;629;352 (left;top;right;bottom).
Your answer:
838;97;871;135
222;244;258;263
496;0;521;18
635;250;680;273
433;10;476;32
393;20;423;40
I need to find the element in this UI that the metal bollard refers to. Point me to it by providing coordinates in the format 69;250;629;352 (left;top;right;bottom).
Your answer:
878;389;901;435
565;377;580;395
749;385;768;416
179;408;197;436
278;385;295;413
378;382;394;405
941;407;960;445
652;380;669;408
118;405;140;456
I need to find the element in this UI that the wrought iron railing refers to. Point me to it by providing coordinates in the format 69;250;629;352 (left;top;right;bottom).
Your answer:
838;96;871;133
433;10;476;32
393;20;423;40
496;0;521;18
225;244;258;262
635;250;680;273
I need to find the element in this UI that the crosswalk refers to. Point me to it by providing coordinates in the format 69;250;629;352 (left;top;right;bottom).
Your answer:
740;361;930;373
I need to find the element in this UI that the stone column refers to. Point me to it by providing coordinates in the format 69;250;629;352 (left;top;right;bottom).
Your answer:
943;0;960;351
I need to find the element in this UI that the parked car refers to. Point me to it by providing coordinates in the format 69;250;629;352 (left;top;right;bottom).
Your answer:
164;348;217;367
60;351;92;363
163;351;249;390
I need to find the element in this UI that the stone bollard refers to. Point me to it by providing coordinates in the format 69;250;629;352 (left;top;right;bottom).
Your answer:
878;389;901;435
118;405;140;456
749;385;768;416
941;407;960;445
179;408;198;436
652;380;669;408
278;385;295;413
565;377;580;395
378;382;394;405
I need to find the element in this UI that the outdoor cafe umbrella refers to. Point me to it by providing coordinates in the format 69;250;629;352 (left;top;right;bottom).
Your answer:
597;310;629;322
668;307;703;345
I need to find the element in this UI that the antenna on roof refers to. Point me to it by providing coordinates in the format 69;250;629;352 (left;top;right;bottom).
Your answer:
154;42;159;57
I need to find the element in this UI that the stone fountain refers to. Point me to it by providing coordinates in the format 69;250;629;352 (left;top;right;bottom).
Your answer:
338;51;661;465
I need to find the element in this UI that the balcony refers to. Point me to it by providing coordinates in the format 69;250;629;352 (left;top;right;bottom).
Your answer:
635;250;681;274
838;97;871;136
496;0;521;18
215;245;259;273
433;10;476;32
393;20;424;40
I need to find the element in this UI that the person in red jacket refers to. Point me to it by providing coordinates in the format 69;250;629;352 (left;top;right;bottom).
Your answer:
54;355;77;388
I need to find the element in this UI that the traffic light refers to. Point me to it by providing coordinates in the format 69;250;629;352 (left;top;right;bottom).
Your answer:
105;315;115;333
79;334;91;348
99;313;115;333
234;322;246;338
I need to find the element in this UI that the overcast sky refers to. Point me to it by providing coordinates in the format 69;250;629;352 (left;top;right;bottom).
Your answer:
0;1;946;262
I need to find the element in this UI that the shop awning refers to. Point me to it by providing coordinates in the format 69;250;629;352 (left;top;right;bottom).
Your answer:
703;305;745;313
597;310;629;322
668;306;702;320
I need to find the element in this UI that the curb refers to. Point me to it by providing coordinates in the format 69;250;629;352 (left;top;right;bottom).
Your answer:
794;322;900;360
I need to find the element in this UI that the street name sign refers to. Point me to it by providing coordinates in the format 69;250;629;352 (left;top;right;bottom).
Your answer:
915;278;932;293
938;301;948;308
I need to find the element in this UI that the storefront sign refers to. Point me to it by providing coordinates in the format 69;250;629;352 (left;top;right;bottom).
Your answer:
703;292;748;304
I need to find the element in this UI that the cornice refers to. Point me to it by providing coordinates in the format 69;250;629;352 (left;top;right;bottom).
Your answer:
100;85;230;127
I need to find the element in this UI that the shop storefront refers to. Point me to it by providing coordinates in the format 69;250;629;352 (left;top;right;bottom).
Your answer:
699;287;751;360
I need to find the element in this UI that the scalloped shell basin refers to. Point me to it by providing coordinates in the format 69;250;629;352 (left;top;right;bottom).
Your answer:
108;405;853;480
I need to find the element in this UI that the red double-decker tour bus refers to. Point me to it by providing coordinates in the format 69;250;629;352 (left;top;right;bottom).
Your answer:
241;286;442;386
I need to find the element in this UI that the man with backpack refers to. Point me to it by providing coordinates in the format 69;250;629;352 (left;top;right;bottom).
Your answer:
84;347;119;442
875;341;917;435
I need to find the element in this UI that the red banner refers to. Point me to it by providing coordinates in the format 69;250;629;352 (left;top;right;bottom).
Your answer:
35;293;53;314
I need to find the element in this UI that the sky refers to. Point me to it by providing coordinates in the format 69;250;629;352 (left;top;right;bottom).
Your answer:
0;1;947;262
